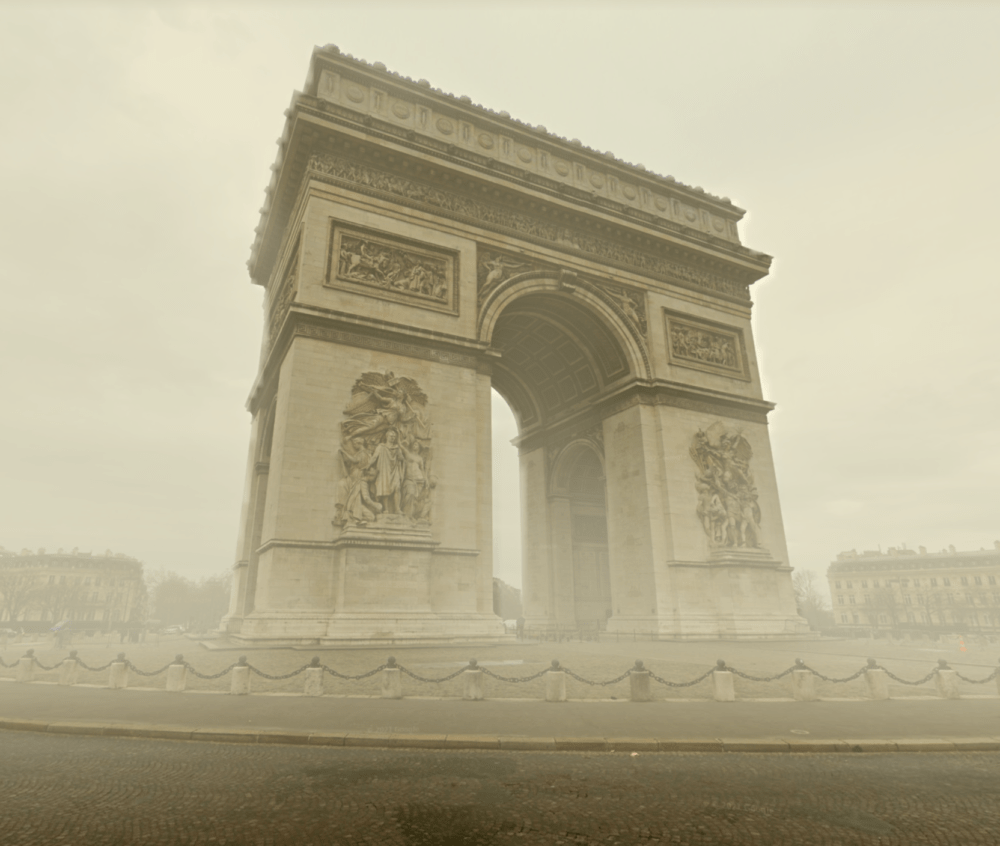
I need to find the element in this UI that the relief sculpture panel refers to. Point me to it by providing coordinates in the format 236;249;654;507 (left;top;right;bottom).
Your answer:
326;224;458;315
690;423;762;549
664;310;749;380
334;371;434;529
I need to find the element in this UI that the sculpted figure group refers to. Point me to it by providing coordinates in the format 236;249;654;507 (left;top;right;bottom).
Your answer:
671;324;738;369
338;235;448;302
690;423;762;549
334;372;434;528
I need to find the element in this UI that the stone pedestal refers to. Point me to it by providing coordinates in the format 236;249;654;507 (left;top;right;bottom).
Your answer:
231;665;251;695
629;670;653;702
791;669;818;701
381;667;402;699
166;664;187;692
864;668;889;700
303;667;324;697
463;669;484;701
713;670;736;702
934;669;960;700
16;656;33;683
108;661;128;690
58;659;79;686
545;671;567;702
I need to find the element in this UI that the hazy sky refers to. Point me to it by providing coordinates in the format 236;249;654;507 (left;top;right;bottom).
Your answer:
1;2;997;594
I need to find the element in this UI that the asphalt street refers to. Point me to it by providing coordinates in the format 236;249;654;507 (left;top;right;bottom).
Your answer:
2;731;998;845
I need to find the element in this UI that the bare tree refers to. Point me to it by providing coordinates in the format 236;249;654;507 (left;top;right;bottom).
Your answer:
792;570;832;629
32;582;86;624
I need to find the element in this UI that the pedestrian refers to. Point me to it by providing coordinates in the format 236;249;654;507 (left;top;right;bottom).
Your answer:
516;616;525;640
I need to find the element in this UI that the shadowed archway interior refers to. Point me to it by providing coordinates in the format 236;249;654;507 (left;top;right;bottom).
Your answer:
490;293;629;431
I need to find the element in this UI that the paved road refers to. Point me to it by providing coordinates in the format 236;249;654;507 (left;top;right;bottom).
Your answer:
2;732;998;845
3;681;1000;744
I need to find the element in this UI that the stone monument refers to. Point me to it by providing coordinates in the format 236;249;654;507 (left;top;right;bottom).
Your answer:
221;46;808;643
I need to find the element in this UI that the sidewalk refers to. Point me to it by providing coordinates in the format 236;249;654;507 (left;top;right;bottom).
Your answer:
2;679;998;753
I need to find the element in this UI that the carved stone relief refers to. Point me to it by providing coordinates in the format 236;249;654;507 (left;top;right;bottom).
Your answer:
690;423;762;549
326;224;457;314
476;249;540;308
309;154;750;301
334;372;434;529
665;311;749;380
267;249;299;341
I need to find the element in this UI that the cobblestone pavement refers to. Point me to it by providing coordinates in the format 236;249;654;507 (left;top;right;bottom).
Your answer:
2;732;999;845
2;635;998;701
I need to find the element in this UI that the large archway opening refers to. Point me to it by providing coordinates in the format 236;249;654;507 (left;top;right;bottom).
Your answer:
486;287;632;630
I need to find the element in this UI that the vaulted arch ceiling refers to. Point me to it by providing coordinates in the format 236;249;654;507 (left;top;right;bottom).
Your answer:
490;294;630;431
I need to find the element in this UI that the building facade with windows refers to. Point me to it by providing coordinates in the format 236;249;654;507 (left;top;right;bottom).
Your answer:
0;547;146;631
827;543;1000;633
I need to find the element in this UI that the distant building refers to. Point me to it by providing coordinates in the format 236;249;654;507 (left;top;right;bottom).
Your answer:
827;543;1000;633
0;546;146;631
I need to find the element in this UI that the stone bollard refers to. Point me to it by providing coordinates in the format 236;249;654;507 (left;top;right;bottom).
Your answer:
231;656;251;695
16;650;34;683
381;656;402;699
59;651;80;686
712;660;736;702
629;660;653;702
791;659;818;701
863;658;890;700
166;655;187;692
108;652;129;689
934;660;960;700
545;660;567;702
463;659;484;701
304;657;323;697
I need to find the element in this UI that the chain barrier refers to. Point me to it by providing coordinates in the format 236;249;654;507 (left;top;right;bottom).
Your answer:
479;666;552;683
3;648;999;693
396;665;468;684
184;661;239;681
562;667;634;687
954;667;999;684
874;664;939;686
125;660;174;678
322;663;387;681
648;667;715;688
726;665;797;683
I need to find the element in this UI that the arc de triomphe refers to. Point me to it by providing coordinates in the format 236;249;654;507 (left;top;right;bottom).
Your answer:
221;46;808;643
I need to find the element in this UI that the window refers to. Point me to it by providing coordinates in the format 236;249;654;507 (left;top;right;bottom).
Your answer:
846;581;853;588
852;615;859;624
943;578;951;586
904;595;912;605
95;578;102;587
961;577;969;586
861;580;868;588
990;576;997;586
879;615;888;624
48;575;55;585
900;579;909;587
84;577;91;586
873;579;880;588
930;578;938;587
835;581;841;589
974;576;982;586
967;594;975;604
864;595;870;603
849;596;856;604
913;578;920;587
917;595;925;605
841;614;848;623
838;596;845;605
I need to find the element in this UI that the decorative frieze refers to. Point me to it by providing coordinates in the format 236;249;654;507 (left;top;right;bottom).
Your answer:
308;154;750;302
690;423;763;550
664;310;749;381
326;224;458;315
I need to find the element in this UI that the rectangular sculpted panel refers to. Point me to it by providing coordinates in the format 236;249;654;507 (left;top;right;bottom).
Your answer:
326;223;459;315
664;309;750;381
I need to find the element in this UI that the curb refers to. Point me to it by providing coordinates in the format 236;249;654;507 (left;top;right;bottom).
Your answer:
2;718;999;753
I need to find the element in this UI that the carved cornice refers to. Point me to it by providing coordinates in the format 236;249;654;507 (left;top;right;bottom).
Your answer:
306;153;751;303
516;382;773;454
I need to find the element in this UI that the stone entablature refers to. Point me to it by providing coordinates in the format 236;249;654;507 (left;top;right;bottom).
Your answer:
248;47;772;297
